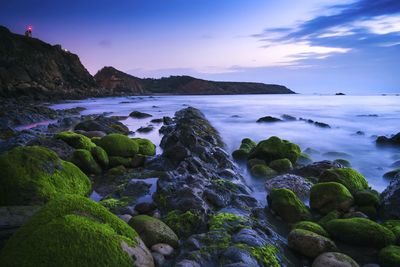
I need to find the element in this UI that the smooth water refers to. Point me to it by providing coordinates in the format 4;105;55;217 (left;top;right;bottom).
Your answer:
51;95;400;197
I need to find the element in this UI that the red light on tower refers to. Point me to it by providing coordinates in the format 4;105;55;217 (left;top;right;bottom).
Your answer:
28;25;32;31
25;25;32;37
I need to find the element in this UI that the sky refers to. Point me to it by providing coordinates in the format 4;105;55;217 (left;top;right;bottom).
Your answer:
1;0;400;94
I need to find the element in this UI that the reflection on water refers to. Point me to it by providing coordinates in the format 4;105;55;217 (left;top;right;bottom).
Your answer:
51;94;400;193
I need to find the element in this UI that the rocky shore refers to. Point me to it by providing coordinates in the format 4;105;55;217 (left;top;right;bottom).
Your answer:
0;98;399;267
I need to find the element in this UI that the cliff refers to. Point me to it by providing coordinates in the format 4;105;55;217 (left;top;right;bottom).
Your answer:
95;67;295;95
0;26;96;99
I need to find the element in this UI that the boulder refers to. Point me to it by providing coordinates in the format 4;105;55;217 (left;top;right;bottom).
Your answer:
0;146;91;205
256;116;282;123
267;188;311;223
232;138;256;161
379;245;400;267
55;131;96;150
380;175;400;219
288;229;337;258
97;134;139;157
250;164;277;178
91;146;109;168
249;136;301;164
376;132;400;147
319;168;368;194
0;195;154;267
310;182;354;214
312;252;359;267
132;138;156;156
129;215;179;248
130;111;152;118
265;174;312;199
269;158;293;173
384;169;400;179
293;221;329;237
74;116;129;135
326;218;395;248
71;149;102;175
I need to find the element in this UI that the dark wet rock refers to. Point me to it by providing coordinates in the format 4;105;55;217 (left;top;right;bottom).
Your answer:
380;175;400;219
383;169;400;179
123;180;151;197
356;131;365;136
74;130;107;138
231;115;240;118
135;202;157;215
232;228;268;247
281;114;297;121
74;116;129;135
376;132;400;147
151;252;165;267
27;137;75;160
163;116;173;125
137;125;155;133
130;111;152;118
150;118;164;123
0;132;37;153
294;160;343;179
310;182;354;214
312;252;359;267
221;246;259;266
299;118;331;128
288;229;337;258
265;174;313;199
256;116;282;123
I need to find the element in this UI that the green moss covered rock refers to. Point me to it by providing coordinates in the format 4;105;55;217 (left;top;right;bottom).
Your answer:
249;136;301;164
0;146;91;205
232;138;257;161
384;169;400;179
108;155;145;168
293;221;329;237
247;158;266;168
163;210;201;238
71;149;102;175
267;188;311;223
383;220;400;244
129;215;179;248
209;212;249;233
318;210;342;228
288;229;337;258
269;158;293;173
250;164;277;178
297;153;313;165
132;138;156;156
319;168;368;194
310;182;354;214
354;189;380;207
379;245;400;267
97;134;139;157
326;218;395;248
55;131;96;150
91;146;109;168
0;195;154;267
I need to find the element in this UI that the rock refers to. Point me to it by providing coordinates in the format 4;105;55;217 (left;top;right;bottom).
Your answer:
297;153;313;165
380;175;400;219
123;180;151;197
129;215;179;248
0;206;41;229
281;114;296;121
310;182;354;214
391;160;400;168
0;146;91;205
0;195;154;267
312;252;359;267
91;146;109;169
354;189;380;207
232;138;256;161
130;111;152;118
151;243;174;256
75;116;129;135
326;218;395;248
288;229;337;258
94;67;145;95
319;168;369;194
77;130;107;138
384;169;400;179
108;155;145;168
265;174;313;199
267;188;312;223
151;252;165;267
293;221;329;237
132;138;156;156
135;202;157;214
137;125;155;133
334;159;351;167
162;210;202;238
118;214;132;223
250;164;277;178
376;132;400;147
379;245;400;267
150;118;164;123
269;158;293;173
232;228;268;247
382;220;400;244
97;134;139;157
71;149;102;175
55;131;96;150
295;160;343;179
256;116;282;123
27;137;75;160
249;136;301;164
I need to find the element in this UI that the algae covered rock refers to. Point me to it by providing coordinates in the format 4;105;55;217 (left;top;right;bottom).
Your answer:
319;168;368;194
90;146;109;168
354;189;380;207
249;136;301;164
293;221;329;237
379;245;400;267
132;138;156;156
129;111;152;118
250;164;277;178
382;220;400;244
288;229;337;258
326;218;395;248
71;149;102;175
0;146;91;205
0;195;154;267
232;138;256;161
163;210;201;238
129;215;179;248
55;131;96;150
269;158;293;173
267;188;311;223
310;182;354;214
312;252;359;267
97;134;139;157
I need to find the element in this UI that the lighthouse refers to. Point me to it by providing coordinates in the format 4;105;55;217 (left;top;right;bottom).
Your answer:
25;25;32;37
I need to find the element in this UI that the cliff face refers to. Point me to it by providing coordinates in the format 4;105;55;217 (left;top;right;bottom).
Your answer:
96;69;295;95
0;26;96;99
